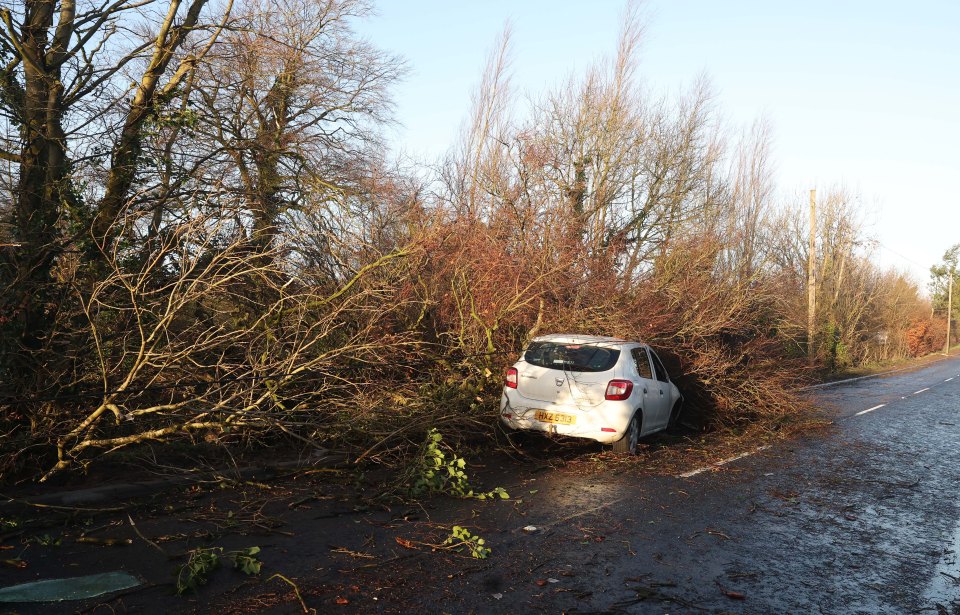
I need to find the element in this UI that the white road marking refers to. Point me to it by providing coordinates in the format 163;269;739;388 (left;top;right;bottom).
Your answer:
677;362;960;481
678;446;770;479
855;404;885;416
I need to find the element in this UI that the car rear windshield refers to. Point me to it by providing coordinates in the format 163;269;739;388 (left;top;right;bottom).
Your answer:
523;342;620;373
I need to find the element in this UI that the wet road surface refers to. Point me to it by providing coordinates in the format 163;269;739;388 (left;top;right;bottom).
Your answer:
5;356;960;614
361;355;960;614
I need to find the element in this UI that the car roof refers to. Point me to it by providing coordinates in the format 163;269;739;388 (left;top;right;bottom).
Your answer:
529;334;640;346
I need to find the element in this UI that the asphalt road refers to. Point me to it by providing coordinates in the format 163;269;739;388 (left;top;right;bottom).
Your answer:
5;355;960;614
371;355;960;614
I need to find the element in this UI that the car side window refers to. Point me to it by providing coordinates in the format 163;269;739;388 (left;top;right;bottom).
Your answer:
632;348;653;380
650;350;669;383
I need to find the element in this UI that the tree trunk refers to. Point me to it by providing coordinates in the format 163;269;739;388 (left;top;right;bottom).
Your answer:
5;0;76;390
92;0;208;246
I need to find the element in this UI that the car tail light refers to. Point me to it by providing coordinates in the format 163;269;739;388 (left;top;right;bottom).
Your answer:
604;379;633;400
600;427;616;433
505;367;518;389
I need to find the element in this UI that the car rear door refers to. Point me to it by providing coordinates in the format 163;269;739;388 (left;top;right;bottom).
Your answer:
648;349;672;430
631;347;666;434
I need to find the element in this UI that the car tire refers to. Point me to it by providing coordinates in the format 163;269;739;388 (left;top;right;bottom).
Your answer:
613;413;640;454
667;400;683;430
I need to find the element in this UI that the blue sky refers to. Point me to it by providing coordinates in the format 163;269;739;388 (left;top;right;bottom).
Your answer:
361;1;959;283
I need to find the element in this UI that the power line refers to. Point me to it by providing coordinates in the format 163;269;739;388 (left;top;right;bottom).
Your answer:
871;240;930;272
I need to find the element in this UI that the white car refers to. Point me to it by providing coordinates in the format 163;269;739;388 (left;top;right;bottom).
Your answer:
500;334;683;453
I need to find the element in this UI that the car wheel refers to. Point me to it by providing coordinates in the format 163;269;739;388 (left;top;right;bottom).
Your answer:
667;400;682;430
612;413;639;454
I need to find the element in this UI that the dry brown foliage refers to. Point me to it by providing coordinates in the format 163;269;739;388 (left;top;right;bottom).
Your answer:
0;2;938;481
905;319;947;358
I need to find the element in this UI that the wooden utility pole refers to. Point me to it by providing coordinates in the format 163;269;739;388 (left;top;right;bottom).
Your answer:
946;270;954;355
807;189;817;364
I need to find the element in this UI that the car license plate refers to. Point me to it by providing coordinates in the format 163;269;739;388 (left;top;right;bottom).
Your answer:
535;410;576;425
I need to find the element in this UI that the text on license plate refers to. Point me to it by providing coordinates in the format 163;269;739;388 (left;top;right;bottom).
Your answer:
535;410;576;425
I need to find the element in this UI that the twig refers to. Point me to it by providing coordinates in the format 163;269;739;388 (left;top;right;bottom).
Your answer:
345;551;421;572
268;573;311;614
0;493;125;513
76;536;133;546
287;495;317;509
127;514;168;557
329;546;376;559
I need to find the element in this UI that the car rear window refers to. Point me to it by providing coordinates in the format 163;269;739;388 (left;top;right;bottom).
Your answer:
523;342;620;373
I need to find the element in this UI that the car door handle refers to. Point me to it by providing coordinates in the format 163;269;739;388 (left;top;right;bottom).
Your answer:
659;390;664;395
642;388;648;394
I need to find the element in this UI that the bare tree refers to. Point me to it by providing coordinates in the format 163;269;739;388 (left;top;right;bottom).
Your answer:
716;117;776;279
39;204;416;480
189;0;403;261
0;0;231;390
